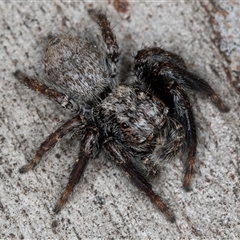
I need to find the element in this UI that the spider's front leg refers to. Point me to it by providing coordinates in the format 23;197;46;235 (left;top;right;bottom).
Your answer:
14;70;78;111
167;82;197;190
135;47;229;189
104;138;175;223
134;47;229;112
156;63;229;112
19;115;86;173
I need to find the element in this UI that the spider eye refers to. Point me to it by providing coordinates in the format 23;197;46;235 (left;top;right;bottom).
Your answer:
121;122;129;129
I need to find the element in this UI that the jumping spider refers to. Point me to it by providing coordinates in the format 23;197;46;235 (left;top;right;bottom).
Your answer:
14;10;229;222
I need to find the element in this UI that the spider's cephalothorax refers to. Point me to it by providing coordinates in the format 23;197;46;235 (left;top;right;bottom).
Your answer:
14;10;229;223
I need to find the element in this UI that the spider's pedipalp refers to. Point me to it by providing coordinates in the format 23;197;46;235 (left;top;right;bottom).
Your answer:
158;119;184;161
19;115;86;173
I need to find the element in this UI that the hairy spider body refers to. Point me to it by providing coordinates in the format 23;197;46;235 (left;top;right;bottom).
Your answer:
14;10;228;223
44;35;116;104
96;84;183;177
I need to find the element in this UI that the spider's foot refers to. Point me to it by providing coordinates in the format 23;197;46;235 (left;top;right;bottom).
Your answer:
13;70;25;79
19;156;40;173
159;204;175;223
161;208;175;223
168;215;176;224
219;103;230;112
148;191;176;223
210;94;230;112
183;182;192;192
183;148;195;192
13;70;28;82
183;173;193;192
53;203;62;214
53;187;73;214
19;163;35;173
53;196;69;214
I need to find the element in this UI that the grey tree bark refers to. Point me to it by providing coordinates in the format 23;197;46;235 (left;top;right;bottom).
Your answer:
0;1;239;239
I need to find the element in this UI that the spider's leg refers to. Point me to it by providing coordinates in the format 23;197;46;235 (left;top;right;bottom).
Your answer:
134;47;187;71
89;10;119;72
54;127;98;213
19;115;86;173
14;70;78;111
104;138;175;223
166;82;197;191
154;63;229;112
160;119;184;160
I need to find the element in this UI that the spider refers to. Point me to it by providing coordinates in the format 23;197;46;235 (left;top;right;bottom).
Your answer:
14;10;229;223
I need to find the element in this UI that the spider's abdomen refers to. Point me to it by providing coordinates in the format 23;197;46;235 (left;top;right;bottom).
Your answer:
44;35;112;103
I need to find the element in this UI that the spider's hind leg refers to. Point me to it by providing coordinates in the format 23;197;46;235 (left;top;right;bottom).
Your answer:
89;9;119;76
14;70;78;112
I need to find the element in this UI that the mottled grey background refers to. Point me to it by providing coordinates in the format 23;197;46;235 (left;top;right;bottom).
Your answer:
1;1;239;239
